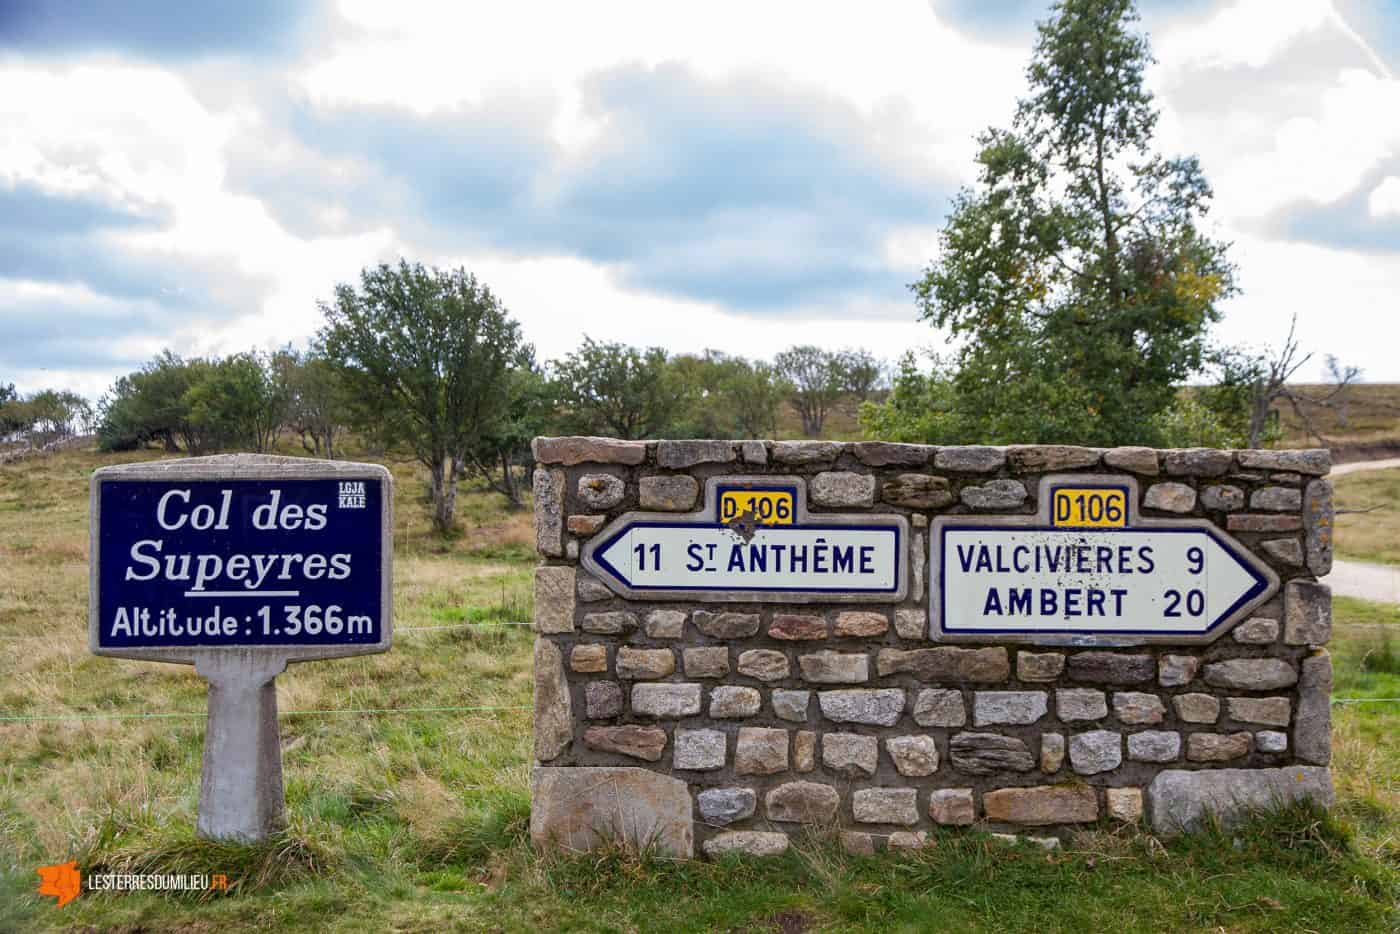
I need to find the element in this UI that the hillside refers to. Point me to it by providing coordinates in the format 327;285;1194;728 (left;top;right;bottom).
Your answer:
1;444;1397;930
1275;383;1400;457
771;383;1400;453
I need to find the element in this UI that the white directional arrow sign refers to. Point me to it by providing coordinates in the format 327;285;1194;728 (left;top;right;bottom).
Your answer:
581;478;909;603
931;475;1279;644
593;523;901;595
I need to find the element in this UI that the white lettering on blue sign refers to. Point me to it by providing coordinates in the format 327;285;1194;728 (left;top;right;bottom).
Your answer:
95;476;387;651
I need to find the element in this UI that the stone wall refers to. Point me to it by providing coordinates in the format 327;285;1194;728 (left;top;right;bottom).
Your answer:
529;438;1334;859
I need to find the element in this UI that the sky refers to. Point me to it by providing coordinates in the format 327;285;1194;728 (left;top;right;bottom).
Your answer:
1;0;1399;399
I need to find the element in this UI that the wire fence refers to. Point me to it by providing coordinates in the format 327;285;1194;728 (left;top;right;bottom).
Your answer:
3;697;1399;725
0;620;536;640
3;615;1399;722
0;704;531;724
397;621;533;631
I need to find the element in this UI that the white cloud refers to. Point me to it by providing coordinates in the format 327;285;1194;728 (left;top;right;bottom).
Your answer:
304;0;1026;177
1370;175;1400;216
1153;4;1400;221
415;248;939;368
1207;232;1400;381
4;0;1400;399
1155;0;1336;70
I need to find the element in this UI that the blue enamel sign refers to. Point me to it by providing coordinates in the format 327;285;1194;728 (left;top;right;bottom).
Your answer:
93;476;388;651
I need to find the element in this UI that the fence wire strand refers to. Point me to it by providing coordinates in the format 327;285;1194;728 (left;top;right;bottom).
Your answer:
5;697;1400;725
0;704;531;723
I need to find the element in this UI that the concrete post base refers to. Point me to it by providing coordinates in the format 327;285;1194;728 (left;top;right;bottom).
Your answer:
194;651;289;842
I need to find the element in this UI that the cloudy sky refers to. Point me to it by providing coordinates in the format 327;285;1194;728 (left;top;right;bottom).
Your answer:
2;0;1398;399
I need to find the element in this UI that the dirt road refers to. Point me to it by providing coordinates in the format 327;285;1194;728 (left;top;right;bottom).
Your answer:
1326;558;1400;605
1324;457;1399;604
1330;456;1400;477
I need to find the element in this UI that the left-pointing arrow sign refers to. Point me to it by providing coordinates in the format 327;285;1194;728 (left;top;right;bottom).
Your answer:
580;477;909;604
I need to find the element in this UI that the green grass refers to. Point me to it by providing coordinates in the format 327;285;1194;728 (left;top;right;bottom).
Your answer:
1334;467;1400;566
1;446;1398;931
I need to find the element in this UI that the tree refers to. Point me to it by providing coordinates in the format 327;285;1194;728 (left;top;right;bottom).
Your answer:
669;350;736;438
838;349;884;403
723;358;787;438
0;382;17;434
183;352;288;453
465;350;552;508
551;338;687;439
320;260;523;534
910;0;1235;446
277;347;349;459
1;382;30;437
774;345;845;436
0;388;93;446
668;350;786;439
1219;316;1361;448
98;352;203;452
25;390;92;440
858;351;960;442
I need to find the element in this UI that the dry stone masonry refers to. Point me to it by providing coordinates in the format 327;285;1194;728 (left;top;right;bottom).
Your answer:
529;438;1335;858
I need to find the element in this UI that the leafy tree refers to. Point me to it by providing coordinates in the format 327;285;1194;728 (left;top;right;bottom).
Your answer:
551;338;687;439
97;351;205;452
183;352;288;453
466;349;552;508
910;0;1235;446
26;390;92;439
1;382;30;436
669;350;736;438
838;349;884;403
858;351;959;442
773;345;845;436
320;260;523;534
0;382;18;434
151;353;210;452
275;347;349;459
1150;395;1246;449
723;358;787;438
96;376;146;450
1;387;91;442
669;350;786;439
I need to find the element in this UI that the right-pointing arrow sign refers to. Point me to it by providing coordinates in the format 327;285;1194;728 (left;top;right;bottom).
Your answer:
935;526;1274;639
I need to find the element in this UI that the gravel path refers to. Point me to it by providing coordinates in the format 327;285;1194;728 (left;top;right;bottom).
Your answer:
1326;558;1400;605
1324;457;1400;604
1330;456;1400;477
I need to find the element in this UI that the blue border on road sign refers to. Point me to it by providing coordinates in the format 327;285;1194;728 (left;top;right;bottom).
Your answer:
593;520;903;594
936;523;1270;636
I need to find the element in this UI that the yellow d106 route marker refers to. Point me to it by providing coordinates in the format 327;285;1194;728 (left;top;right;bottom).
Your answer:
1051;485;1128;528
719;487;795;525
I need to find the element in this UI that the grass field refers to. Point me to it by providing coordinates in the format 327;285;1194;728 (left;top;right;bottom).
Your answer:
1;447;1397;932
1277;383;1400;451
1335;468;1400;566
774;383;1400;449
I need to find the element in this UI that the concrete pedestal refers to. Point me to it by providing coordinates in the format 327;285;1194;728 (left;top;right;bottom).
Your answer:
195;652;289;842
